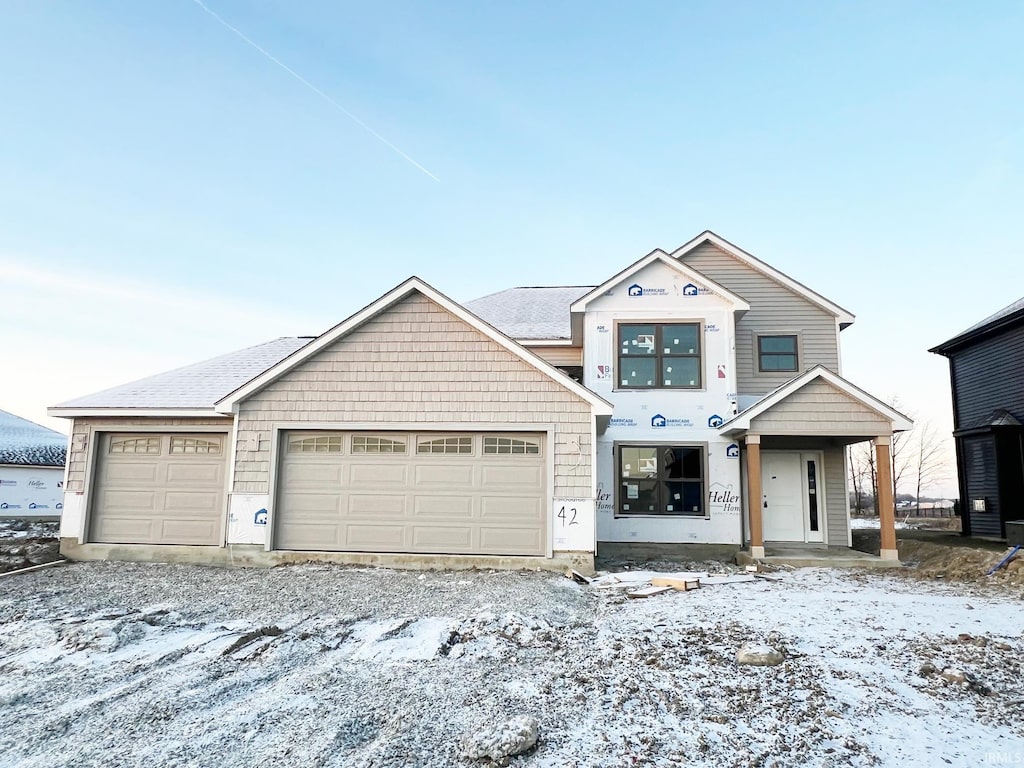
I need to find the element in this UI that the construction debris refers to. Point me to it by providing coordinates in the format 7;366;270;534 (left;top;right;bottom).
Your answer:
626;586;674;599
650;576;701;591
564;568;592;585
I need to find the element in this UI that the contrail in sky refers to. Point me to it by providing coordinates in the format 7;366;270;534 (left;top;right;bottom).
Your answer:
192;0;440;182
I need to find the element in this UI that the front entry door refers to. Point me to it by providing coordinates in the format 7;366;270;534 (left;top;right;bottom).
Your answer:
761;451;825;543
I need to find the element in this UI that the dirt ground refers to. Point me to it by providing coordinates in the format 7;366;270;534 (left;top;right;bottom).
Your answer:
0;519;60;573
2;535;1024;766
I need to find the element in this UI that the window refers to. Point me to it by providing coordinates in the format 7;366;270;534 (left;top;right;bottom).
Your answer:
618;323;701;388
352;435;406;454
417;436;473;455
484;436;541;455
109;436;161;454
618;445;705;516
169;436;221;455
288;435;343;453
757;335;798;372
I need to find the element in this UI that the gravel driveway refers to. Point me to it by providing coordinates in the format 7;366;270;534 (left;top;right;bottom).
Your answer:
1;561;1022;767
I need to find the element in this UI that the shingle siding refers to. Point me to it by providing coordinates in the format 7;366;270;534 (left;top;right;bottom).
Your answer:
678;242;841;396
749;379;890;436
234;293;594;497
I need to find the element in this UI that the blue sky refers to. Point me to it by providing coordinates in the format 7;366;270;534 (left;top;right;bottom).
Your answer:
3;1;1023;495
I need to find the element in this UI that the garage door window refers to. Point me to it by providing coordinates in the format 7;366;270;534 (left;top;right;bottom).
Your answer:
109;436;161;454
352;435;406;453
484;436;541;455
417;436;474;455
169;436;222;454
289;435;343;453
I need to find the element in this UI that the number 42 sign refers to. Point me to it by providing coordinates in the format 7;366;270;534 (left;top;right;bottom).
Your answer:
551;498;595;551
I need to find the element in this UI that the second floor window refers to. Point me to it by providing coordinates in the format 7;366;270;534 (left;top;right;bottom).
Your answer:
618;323;701;389
758;334;799;372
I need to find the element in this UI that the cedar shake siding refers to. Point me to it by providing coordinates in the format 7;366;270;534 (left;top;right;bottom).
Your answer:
749;379;890;436
233;293;594;497
678;242;841;396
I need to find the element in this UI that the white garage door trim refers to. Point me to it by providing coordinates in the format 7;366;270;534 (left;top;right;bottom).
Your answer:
81;427;232;546
267;423;556;557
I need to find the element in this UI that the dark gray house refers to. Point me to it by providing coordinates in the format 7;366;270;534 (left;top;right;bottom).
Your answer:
931;297;1024;538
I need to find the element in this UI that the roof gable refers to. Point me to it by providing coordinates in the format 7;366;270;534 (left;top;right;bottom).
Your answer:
216;277;613;415
719;365;913;433
570;250;750;313
670;231;855;327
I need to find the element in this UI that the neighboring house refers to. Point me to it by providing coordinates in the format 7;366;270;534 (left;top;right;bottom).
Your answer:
49;231;911;571
0;408;67;518
930;297;1024;539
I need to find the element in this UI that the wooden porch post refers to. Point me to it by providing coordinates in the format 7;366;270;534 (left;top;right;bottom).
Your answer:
874;436;899;561
746;435;764;559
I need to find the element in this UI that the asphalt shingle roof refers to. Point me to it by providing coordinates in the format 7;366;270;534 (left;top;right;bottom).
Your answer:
0;409;67;466
55;337;313;410
465;286;594;340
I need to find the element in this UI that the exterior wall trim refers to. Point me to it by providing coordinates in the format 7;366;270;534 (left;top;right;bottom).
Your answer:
49;408;220;419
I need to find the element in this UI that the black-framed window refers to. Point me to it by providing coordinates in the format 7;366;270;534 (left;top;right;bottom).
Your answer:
757;334;798;372
618;323;701;388
618;445;705;516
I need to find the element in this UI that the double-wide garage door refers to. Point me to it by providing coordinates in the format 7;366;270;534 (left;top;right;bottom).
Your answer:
276;431;546;556
89;433;227;545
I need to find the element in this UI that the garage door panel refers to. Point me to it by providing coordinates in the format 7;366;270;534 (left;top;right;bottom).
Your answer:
89;432;227;546
278;523;343;550
413;464;475;488
277;431;546;556
166;462;222;486
161;520;220;544
347;494;407;517
346;524;406;549
283;463;345;487
413;496;474;519
349;463;407;487
480;527;543;554
480;465;544;490
104;463;161;483
480;496;544;523
411;525;473;550
164;491;222;514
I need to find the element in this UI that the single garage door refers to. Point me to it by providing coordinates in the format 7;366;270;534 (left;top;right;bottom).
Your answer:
89;433;227;545
276;431;546;555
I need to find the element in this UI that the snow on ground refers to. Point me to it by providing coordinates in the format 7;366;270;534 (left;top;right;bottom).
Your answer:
1;562;1022;767
849;517;920;530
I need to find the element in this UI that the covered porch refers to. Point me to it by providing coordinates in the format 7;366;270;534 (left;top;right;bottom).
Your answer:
720;366;914;566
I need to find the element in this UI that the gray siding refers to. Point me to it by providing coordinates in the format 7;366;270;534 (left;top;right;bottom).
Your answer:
949;324;1024;430
749;379;890;436
234;293;594;500
823;443;849;546
678;242;841;396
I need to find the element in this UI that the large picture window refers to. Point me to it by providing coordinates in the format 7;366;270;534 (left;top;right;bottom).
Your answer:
757;334;798;372
617;445;705;516
617;323;701;389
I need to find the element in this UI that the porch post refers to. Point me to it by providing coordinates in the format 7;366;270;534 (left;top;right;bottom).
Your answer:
874;436;899;561
746;434;764;559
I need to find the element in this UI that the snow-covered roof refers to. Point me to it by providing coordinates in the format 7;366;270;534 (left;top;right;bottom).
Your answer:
51;337;313;413
465;286;593;340
0;409;67;467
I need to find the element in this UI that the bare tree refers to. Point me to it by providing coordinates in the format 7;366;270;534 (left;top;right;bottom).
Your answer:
913;421;948;515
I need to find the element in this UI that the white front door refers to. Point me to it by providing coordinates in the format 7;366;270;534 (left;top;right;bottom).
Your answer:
761;451;825;543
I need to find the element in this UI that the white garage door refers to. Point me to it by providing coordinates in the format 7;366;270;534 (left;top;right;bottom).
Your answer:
276;431;546;556
89;433;227;545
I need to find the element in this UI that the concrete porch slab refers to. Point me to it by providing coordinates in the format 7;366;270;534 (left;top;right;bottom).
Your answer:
737;546;903;569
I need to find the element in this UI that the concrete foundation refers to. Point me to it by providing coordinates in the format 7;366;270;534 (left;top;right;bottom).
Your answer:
59;539;595;575
597;541;742;564
736;545;902;569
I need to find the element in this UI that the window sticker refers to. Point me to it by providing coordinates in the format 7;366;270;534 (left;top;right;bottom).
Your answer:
627;484;639;499
667;505;674;511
